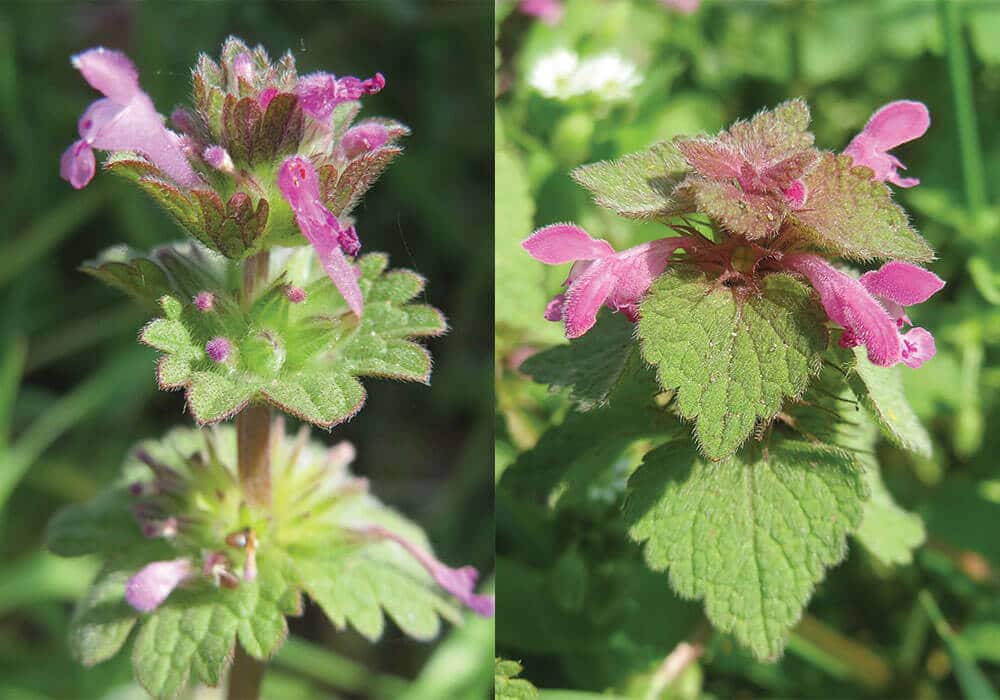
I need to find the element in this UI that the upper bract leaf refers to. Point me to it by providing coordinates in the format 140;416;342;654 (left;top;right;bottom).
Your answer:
571;141;693;221
788;152;933;263
625;438;865;659
638;268;828;460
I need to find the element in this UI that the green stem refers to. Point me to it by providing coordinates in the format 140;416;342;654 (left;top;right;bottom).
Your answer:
788;613;893;691
939;0;988;215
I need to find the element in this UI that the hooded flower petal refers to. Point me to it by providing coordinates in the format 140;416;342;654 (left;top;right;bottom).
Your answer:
359;526;494;617
72;47;140;103
340;122;391;159
278;156;364;316
295;71;385;122
525;225;694;338
523;223;615;264
518;0;564;24
785;253;901;366
63;48;199;189
843;100;929;187
125;558;194;612
858;260;945;307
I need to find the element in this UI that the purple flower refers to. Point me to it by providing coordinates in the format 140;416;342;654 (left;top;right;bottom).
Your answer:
278;156;363;316
523;224;695;338
339;122;390;159
205;337;232;363
295;71;385;123
60;48;199;190
285;286;307;303
785;254;944;368
359;526;494;617
194;291;215;311
843;101;929;188
203;145;234;174
125;558;193;612
518;0;564;24
660;0;700;13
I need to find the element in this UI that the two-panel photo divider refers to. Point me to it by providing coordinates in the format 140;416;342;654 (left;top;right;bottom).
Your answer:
1;1;998;698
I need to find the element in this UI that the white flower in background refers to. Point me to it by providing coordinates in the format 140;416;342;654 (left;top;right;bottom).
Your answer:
528;48;580;99
528;48;642;102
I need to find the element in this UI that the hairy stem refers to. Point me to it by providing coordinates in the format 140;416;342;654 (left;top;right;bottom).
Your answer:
789;613;892;691
228;644;266;700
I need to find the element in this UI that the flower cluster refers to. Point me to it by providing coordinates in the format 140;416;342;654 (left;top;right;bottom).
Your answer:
61;38;408;316
123;422;493;617
525;99;943;368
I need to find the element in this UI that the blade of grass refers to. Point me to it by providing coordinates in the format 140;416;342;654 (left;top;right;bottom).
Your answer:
0;188;105;287
0;552;98;615
939;0;988;215
919;589;1000;700
25;305;142;373
0;337;26;452
272;636;407;699
0;349;149;512
788;613;892;692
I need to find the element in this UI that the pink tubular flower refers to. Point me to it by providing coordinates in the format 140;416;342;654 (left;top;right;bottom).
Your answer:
843;101;929;187
125;558;194;612
359;525;494;617
523;224;695;338
340;122;390;159
295;71;385;123
518;0;564;24
660;0;700;14
278;156;363;316
60;48;200;189
785;254;944;368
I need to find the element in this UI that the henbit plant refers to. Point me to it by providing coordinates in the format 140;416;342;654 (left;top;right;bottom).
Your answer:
514;98;942;660
46;38;493;699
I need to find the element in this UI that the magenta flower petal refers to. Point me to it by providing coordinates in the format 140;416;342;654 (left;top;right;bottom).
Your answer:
544;294;566;322
360;526;494;617
844;101;929;188
660;0;700;13
518;0;564;24
296;71;385;122
900;327;936;368
340;122;390;159
523;224;615;264
563;261;619;339
125;558;193;612
60;140;96;189
785;254;902;367
71;47;140;103
859;260;945;307
278;156;364;316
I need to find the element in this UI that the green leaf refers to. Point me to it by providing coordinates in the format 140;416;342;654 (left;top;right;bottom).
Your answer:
87;243;444;426
81;245;173;311
45;487;144;557
571;141;692;221
638;269;827;461
788;153;933;263
131;553;300;699
69;567;139;667
855;465;925;567
495;658;540;700
847;346;932;457
519;313;637;411
626;438;865;659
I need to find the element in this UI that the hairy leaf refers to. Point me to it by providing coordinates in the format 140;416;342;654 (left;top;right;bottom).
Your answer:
69;568;139;666
571;141;693;221
789;153;933;263
638;269;827;460
848;346;932;457
495;658;540;700
519;313;637;411
626;438;865;659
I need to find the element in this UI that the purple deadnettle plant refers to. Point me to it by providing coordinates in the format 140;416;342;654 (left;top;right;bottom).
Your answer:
514;98;943;660
46;37;491;700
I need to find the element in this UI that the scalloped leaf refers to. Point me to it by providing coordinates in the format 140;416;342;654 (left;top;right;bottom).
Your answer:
325;145;404;217
571;141;693;221
625;438;865;660
638;269;828;460
788;152;933;263
86;244;444;426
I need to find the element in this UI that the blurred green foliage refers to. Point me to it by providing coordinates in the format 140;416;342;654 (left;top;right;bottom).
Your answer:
0;1;492;698
496;0;1000;697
